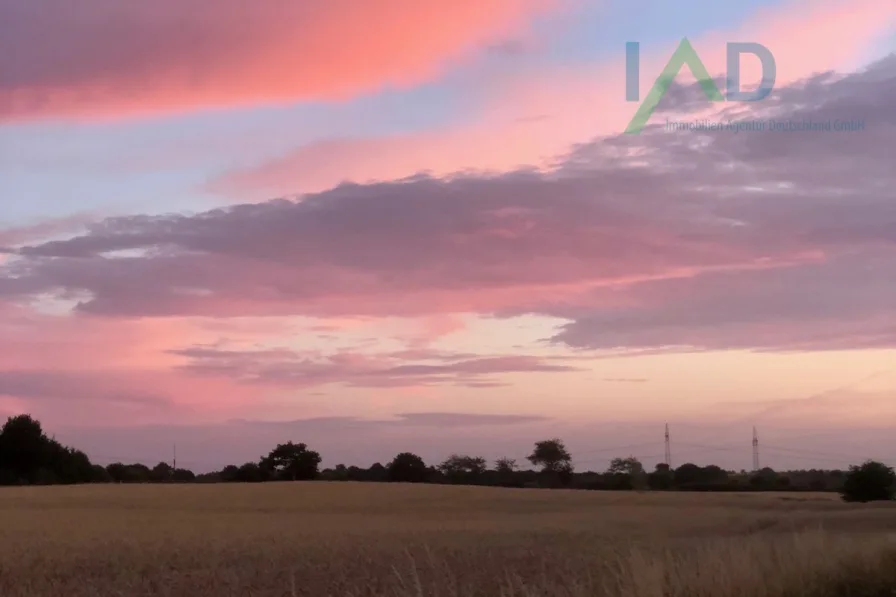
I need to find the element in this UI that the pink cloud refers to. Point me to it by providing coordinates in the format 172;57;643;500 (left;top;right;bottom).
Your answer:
0;297;581;429
1;51;894;437
4;1;896;465
0;214;95;256
0;303;259;426
0;0;558;121
212;0;896;200
0;303;190;370
8;171;822;319
5;55;894;356
171;345;582;388
711;0;896;83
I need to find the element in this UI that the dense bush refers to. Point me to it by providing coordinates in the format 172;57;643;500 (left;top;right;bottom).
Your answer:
840;461;896;503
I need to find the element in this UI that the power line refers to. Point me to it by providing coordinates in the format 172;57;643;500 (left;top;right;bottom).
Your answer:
574;452;668;469
763;444;865;460
675;442;743;453
762;444;879;463
665;438;888;470
759;450;857;466
574;441;663;456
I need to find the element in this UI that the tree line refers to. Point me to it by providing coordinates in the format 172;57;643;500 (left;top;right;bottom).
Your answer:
1;415;893;503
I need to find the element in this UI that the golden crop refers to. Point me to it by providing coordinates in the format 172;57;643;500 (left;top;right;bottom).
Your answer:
0;483;894;596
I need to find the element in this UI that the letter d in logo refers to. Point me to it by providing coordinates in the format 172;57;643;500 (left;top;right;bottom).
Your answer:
726;42;776;101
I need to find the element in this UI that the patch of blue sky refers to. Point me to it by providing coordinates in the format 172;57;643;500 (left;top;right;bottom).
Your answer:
526;0;787;66
0;77;474;223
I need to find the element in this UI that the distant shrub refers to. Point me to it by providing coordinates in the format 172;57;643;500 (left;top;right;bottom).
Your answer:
387;452;428;483
839;460;896;503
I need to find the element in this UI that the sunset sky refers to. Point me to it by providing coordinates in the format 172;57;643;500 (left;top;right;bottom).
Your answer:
1;0;894;473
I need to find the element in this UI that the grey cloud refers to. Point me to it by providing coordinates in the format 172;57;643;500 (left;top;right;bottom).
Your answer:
392;412;549;426
170;346;583;389
2;57;895;353
0;213;95;252
0;369;170;405
552;251;896;352
231;412;550;429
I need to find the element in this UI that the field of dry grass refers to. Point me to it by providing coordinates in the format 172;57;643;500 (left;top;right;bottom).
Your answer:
0;483;894;596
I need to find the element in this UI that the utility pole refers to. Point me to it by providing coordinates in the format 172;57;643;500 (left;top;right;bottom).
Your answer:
752;427;760;472
172;444;177;472
664;423;672;469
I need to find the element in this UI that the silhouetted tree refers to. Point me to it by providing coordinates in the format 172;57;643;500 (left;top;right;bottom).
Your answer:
495;457;517;475
527;439;574;487
808;478;828;491
0;416;98;485
44;440;93;484
235;462;268;483
220;465;240;482
90;464;112;483
343;465;363;481
367;462;389;482
0;412;870;493
555;461;575;487
608;456;647;489
673;463;704;487
127;463;152;482
106;462;150;483
151;462;174;482
750;467;779;490
648;463;674;490
608;457;645;476
106;463;128;483
331;464;349;481
527;439;572;473
387;452;427;483
438;454;487;484
702;465;730;484
260;442;321;481
840;460;896;503
495;457;518;486
0;415;48;483
172;468;196;482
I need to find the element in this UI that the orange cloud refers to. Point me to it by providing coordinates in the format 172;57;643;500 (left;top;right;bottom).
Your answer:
0;0;558;121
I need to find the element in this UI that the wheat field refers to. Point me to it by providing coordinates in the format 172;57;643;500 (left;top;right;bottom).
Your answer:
0;483;894;596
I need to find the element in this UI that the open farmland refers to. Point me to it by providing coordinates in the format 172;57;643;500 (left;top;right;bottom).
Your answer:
0;483;894;596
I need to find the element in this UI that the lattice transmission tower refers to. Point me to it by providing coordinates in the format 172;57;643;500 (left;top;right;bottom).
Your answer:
664;423;672;468
752;427;760;471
